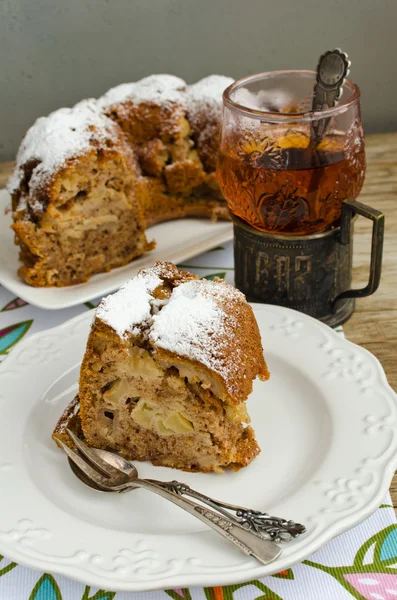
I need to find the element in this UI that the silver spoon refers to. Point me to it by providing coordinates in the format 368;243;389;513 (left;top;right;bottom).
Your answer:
66;429;306;544
58;435;283;565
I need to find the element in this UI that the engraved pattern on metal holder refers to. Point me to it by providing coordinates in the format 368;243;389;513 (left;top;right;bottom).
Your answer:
333;198;385;306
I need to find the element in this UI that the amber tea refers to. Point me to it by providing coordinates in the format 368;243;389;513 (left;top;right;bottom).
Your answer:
217;129;366;236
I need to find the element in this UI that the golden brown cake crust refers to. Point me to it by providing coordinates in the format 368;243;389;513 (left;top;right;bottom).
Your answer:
8;76;234;287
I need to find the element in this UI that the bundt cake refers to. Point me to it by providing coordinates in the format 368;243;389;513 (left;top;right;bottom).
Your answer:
8;75;233;287
53;261;269;473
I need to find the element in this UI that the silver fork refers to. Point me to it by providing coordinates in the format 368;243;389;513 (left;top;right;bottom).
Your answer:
57;436;283;565
66;429;306;543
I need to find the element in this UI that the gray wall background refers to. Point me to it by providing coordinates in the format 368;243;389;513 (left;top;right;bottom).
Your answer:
1;0;396;160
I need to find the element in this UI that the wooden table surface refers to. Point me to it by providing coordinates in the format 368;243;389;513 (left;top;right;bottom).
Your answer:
0;132;397;507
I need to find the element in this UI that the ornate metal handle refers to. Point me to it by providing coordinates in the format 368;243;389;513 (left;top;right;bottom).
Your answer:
147;480;306;543
333;198;385;307
121;479;281;565
310;49;350;147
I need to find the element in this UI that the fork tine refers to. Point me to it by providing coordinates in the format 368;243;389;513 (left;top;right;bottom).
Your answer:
66;429;122;479
56;438;112;490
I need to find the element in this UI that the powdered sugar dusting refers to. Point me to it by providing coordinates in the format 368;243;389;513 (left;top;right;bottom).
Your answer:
6;169;22;197
100;74;187;109
8;99;120;197
188;75;234;103
93;261;261;397
9;74;231;203
150;279;237;375
96;272;162;336
187;75;234;121
151;281;223;355
96;259;246;386
187;76;234;163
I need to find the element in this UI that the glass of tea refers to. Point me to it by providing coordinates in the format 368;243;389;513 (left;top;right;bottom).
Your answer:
217;70;365;235
217;70;384;326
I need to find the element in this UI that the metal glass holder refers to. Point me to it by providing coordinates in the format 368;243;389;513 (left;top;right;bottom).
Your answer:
233;199;385;327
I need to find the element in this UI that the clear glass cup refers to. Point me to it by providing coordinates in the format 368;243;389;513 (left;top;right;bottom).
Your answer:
217;70;365;236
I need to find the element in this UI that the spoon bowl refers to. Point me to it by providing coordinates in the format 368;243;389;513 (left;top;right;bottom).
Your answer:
68;447;137;492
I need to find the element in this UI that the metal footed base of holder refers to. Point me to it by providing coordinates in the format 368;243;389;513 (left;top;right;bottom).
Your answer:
232;199;384;328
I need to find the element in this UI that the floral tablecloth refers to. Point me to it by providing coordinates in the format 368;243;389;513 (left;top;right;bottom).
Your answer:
0;241;396;600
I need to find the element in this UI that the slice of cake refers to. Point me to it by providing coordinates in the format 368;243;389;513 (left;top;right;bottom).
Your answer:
53;262;269;472
9;100;152;286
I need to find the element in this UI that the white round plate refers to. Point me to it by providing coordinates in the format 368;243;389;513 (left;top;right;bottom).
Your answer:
0;189;232;310
0;304;396;591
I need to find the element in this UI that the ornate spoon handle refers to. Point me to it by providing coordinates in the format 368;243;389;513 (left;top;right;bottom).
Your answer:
114;478;281;565
147;479;306;543
310;49;350;147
